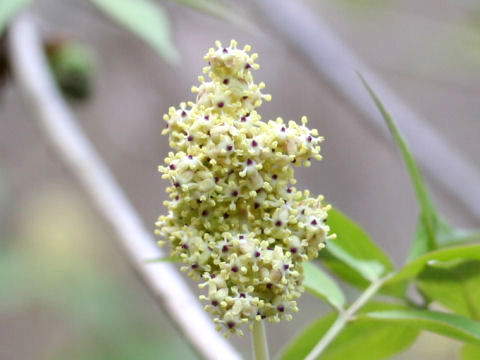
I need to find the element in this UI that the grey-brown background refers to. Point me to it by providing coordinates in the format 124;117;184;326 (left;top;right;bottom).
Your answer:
1;0;479;359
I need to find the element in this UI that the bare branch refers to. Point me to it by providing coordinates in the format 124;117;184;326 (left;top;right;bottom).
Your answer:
7;14;241;360
256;0;480;221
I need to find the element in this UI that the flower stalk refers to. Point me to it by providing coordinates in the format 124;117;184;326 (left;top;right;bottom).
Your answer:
252;320;270;360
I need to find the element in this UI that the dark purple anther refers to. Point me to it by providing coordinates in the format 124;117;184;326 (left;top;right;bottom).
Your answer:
181;110;187;117
188;155;193;159
240;293;246;298
169;164;176;170
252;140;258;147
231;266;239;272
187;135;193;142
202;210;208;216
204;115;209;120
277;305;285;313
283;264;289;270
214;177;219;183
281;127;286;132
222;245;229;253
255;251;261;257
212;300;218;306
223;213;229;219
245;64;251;70
218;101;224;108
223;48;228;53
227;145;233;151
181;244;189;249
272;174;278;180
192;264;198;269
254;203;260;209
223;78;229;85
175;195;179;201
266;283;273;289
174;182;180;188
307;136;312;142
232;190;239;197
210;273;216;279
290;247;297;254
239;235;244;239
311;219;318;225
247;159;253;165
287;188;292;194
241;116;247;122
227;322;235;329
275;220;282;227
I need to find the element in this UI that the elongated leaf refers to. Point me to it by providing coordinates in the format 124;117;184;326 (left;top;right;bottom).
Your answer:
359;74;438;259
363;309;480;346
145;255;180;263
303;262;346;311
89;0;179;64
417;260;480;320
321;208;394;286
0;0;31;33
170;0;246;26
281;302;418;360
384;244;480;287
462;343;480;360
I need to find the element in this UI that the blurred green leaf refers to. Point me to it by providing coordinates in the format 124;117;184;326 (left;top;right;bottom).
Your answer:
145;255;180;263
359;74;437;260
303;262;346;311
417;260;480;320
362;309;480;345
462;343;480;360
281;302;418;360
170;0;240;24
0;0;31;33
321;208;394;285
384;244;480;287
89;0;179;64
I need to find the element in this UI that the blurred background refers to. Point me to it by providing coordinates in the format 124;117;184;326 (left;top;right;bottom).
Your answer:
1;0;480;359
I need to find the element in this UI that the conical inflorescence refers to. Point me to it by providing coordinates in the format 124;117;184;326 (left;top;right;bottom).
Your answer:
156;40;333;336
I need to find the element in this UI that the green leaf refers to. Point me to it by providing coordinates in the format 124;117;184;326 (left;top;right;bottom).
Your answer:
281;302;418;360
145;255;181;263
462;343;480;360
321;208;394;285
416;260;480;320
169;0;245;26
384;244;480;288
359;74;438;259
362;309;480;346
89;0;179;64
0;0;31;33
303;262;346;311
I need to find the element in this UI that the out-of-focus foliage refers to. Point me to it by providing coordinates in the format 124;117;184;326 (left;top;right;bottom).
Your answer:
46;41;94;101
0;187;196;359
89;0;179;64
0;0;31;34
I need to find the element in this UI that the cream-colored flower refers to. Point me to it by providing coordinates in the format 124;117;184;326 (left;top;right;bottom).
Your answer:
156;40;333;335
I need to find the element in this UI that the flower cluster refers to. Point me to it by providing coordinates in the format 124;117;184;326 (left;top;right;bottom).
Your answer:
156;40;333;336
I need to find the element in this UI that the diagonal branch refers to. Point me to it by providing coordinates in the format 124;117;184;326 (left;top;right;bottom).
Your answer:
7;13;241;360
256;0;480;222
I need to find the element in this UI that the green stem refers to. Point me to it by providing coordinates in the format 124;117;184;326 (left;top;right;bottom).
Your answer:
252;320;270;360
305;274;392;360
